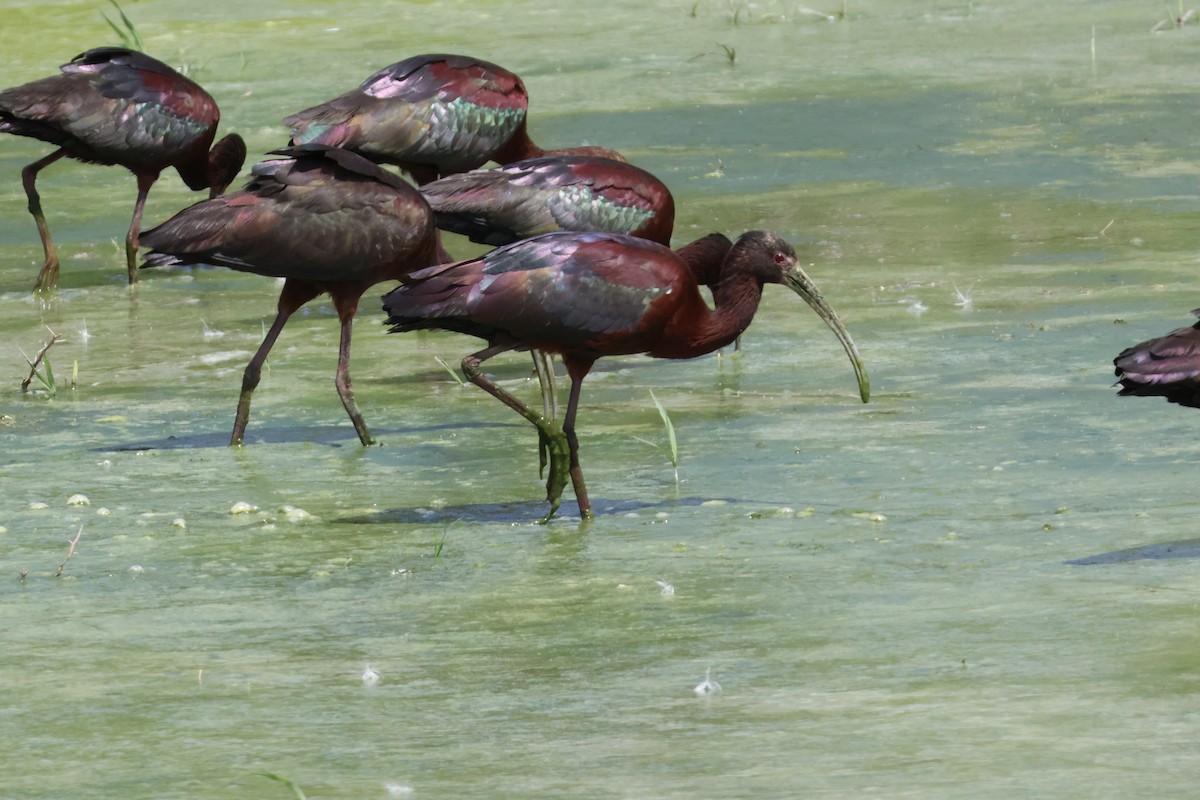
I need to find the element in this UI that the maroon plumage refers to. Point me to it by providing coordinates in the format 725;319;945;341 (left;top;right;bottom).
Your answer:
0;47;246;289
383;231;869;520
285;54;620;186
1114;309;1200;408
141;144;439;446
421;155;675;247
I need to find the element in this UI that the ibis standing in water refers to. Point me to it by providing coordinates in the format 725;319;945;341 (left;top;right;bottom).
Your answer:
0;47;246;290
284;53;621;186
1114;309;1200;407
421;153;678;421
420;154;675;246
383;230;870;521
140;145;439;446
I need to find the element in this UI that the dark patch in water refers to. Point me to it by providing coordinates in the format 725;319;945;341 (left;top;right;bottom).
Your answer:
103;421;508;451
338;496;745;525
1066;538;1200;565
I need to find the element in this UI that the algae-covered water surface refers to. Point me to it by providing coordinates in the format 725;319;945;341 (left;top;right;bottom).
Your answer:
3;2;1200;797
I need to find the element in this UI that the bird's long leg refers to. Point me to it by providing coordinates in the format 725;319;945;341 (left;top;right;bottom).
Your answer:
124;173;159;285
533;350;559;419
530;349;559;477
561;357;595;521
330;292;375;446
231;280;321;445
462;344;570;522
23;149;67;291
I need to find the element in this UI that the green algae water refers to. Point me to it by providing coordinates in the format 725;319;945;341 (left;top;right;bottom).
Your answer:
3;1;1200;797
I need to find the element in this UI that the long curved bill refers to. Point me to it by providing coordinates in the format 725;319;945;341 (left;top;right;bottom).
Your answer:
783;266;870;403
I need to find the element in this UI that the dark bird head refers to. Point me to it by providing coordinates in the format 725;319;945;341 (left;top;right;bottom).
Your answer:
206;133;247;197
732;230;870;403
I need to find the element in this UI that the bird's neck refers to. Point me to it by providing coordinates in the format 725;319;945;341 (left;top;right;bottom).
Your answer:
676;234;733;289
175;147;214;191
653;272;763;359
491;121;544;165
174;132;225;191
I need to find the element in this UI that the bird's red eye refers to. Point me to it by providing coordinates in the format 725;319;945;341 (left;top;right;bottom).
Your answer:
774;251;788;265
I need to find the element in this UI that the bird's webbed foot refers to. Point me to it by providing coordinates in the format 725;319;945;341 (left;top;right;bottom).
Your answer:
537;423;571;523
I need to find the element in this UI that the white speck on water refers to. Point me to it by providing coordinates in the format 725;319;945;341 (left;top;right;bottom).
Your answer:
384;783;414;797
67;494;90;506
954;285;974;308
362;665;381;685
128;564;145;574
98;459;112;468
694;667;722;696
902;298;928;316
29;502;49;511
229;501;259;515
655;580;675;596
199;350;253;366
171;517;187;529
200;318;225;340
95;507;111;516
0;525;7;534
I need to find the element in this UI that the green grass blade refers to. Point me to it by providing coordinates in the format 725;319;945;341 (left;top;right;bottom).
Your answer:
256;773;307;800
102;1;144;51
41;356;56;395
433;355;465;386
101;13;130;47
649;390;678;470
116;4;144;50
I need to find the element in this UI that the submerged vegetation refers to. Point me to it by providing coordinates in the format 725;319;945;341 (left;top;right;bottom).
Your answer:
19;328;62;396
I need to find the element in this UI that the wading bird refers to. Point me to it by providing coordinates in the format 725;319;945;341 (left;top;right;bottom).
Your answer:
284;53;620;186
1114;309;1200;407
141;145;439;445
0;47;246;290
421;154;675;246
383;230;870;521
422;153;677;420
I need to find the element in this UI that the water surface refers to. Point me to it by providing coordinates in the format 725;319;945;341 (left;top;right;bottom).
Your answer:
3;2;1200;797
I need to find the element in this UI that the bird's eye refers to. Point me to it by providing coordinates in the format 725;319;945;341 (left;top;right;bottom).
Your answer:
773;251;788;265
